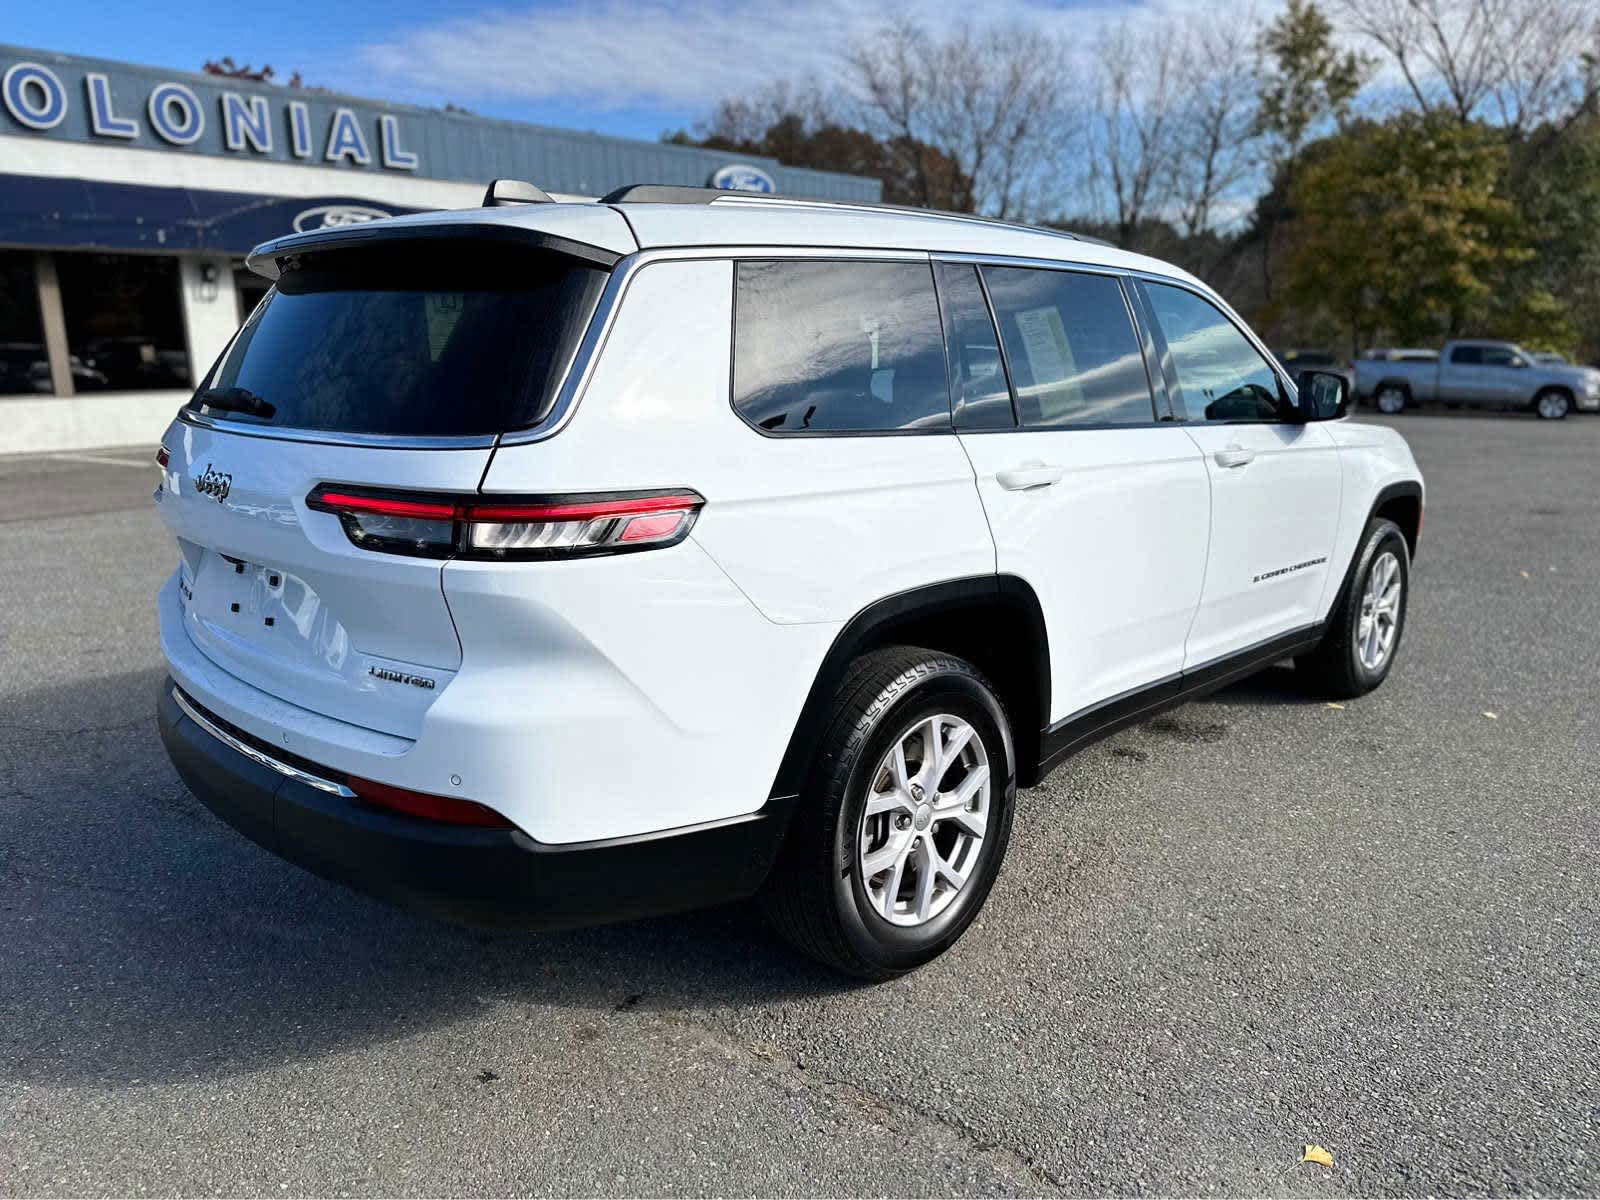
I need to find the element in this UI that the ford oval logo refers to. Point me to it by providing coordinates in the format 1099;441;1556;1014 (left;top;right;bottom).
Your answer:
292;204;392;233
709;164;777;194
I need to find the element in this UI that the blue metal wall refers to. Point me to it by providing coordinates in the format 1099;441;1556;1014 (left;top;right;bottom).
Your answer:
0;44;882;203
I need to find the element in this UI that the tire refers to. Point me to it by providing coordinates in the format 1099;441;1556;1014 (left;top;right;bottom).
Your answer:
761;646;1016;980
1534;388;1571;420
1296;519;1410;699
1374;385;1408;415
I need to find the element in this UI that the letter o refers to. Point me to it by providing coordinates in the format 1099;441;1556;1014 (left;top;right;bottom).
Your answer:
3;62;67;130
148;81;203;145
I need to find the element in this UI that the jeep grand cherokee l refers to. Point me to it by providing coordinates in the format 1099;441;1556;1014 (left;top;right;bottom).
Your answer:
156;184;1424;979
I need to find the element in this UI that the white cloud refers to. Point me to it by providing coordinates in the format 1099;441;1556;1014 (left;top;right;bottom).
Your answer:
356;0;1255;113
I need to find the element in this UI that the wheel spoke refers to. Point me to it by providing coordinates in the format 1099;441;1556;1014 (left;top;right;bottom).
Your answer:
935;722;974;779
911;839;938;921
939;762;989;812
865;788;912;819
880;844;912;918
931;844;971;892
939;804;987;839
922;718;944;778
861;839;903;879
890;740;912;792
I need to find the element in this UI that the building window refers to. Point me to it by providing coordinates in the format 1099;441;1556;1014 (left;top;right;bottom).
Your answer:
0;251;47;397
56;253;191;392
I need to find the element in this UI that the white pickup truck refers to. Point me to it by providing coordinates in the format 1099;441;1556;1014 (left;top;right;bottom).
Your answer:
1355;340;1600;419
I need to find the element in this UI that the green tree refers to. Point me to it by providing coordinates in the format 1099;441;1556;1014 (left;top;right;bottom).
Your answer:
1252;1;1371;300
1285;115;1553;352
1509;114;1600;357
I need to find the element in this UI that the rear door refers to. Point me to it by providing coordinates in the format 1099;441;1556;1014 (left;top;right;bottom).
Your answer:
1135;279;1342;667
157;234;611;740
941;260;1210;725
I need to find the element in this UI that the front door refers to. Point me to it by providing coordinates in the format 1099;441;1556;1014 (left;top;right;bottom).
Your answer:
1137;280;1343;669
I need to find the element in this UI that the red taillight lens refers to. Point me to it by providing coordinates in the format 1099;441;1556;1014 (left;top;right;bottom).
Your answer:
306;485;704;560
155;446;170;468
348;776;513;828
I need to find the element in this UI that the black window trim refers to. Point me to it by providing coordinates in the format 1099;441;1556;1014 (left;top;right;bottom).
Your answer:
728;256;957;440
1130;272;1299;427
929;260;1019;432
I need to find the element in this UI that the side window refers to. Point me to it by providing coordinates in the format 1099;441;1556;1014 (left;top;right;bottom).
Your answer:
1480;346;1518;367
733;260;951;434
982;266;1155;428
932;262;1014;430
1450;345;1483;365
1144;282;1284;423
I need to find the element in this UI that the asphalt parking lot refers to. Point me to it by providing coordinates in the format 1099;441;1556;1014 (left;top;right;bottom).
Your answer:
2;413;1596;1197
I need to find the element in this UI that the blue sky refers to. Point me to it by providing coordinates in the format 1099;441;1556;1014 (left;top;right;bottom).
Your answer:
7;0;1187;142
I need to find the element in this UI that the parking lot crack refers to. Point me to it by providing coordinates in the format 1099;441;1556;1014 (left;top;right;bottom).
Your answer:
651;1013;1066;1192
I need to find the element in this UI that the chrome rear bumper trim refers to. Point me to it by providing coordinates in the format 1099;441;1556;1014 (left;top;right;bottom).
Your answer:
171;687;355;797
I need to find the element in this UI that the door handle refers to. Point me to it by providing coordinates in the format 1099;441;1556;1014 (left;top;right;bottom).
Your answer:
995;462;1065;491
1214;446;1255;469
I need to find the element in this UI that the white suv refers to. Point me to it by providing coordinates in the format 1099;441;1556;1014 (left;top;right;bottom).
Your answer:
156;184;1424;978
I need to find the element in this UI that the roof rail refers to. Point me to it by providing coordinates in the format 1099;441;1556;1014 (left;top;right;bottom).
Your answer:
598;183;1106;245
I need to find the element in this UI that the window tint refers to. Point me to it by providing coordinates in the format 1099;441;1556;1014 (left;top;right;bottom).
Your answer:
982;267;1154;428
1449;345;1482;365
733;260;950;434
933;262;1013;430
195;241;607;437
1145;282;1283;423
1480;345;1519;366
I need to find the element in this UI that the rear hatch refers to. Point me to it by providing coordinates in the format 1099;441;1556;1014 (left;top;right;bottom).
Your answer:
158;222;621;739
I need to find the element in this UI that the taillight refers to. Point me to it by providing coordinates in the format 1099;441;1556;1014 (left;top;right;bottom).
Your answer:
155;446;170;468
348;776;513;828
305;486;704;560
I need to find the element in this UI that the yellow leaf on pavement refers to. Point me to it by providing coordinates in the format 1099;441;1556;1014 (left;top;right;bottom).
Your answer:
1483;711;1498;719
1301;1144;1335;1168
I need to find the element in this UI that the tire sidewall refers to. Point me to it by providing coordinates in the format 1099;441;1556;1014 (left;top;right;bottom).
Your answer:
1344;522;1410;688
827;671;1015;974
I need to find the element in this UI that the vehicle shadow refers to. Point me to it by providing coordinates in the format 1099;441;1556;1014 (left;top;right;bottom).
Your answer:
0;668;852;1090
1200;662;1331;708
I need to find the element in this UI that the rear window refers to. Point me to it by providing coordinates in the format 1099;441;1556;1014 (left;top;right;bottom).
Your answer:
732;259;951;434
192;240;607;438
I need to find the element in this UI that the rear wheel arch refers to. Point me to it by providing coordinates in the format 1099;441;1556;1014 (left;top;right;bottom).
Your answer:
766;576;1051;807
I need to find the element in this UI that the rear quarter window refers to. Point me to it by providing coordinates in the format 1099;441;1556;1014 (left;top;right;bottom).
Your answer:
192;240;607;438
732;259;951;435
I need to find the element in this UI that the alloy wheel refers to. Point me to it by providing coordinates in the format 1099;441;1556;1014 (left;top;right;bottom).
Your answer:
857;714;990;927
1357;550;1402;671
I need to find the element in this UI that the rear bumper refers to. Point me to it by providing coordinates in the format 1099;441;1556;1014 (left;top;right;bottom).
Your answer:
158;680;790;930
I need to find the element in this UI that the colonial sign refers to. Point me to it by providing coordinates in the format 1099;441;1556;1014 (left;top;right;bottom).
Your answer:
1;53;420;171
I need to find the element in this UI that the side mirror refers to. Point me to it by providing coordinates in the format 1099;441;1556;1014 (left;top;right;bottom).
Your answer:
1294;370;1349;421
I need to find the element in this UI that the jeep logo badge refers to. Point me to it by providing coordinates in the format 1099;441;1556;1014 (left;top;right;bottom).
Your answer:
193;463;232;503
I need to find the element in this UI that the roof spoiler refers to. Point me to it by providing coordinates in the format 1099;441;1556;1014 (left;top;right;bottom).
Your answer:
484;178;554;206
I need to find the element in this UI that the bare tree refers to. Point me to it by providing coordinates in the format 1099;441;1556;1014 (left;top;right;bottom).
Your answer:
847;21;1076;218
1332;0;1598;132
1087;21;1182;247
1171;17;1264;239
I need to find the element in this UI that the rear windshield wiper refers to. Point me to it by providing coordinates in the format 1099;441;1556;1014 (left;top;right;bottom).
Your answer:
195;386;276;419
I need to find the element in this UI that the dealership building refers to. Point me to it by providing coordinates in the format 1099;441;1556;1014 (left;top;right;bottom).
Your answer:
0;44;880;453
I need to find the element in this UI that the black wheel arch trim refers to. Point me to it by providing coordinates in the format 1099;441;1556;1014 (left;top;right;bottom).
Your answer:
766;575;1050;800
